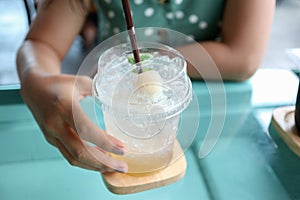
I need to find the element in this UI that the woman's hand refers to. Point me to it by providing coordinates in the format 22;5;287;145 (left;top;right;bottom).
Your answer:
16;0;127;173
20;72;128;173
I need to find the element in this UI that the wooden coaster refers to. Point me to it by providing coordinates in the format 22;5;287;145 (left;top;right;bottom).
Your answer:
102;140;187;194
271;106;300;157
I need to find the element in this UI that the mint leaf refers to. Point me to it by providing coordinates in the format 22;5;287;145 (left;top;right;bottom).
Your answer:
127;53;153;64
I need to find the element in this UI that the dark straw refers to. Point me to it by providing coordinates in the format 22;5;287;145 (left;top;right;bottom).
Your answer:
121;0;143;74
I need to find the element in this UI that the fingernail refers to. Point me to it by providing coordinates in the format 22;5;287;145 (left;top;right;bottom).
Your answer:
115;166;128;173
113;147;125;155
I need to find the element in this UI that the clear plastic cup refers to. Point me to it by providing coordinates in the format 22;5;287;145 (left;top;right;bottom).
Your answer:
92;42;192;174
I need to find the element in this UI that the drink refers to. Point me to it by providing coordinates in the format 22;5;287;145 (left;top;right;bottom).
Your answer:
92;42;192;173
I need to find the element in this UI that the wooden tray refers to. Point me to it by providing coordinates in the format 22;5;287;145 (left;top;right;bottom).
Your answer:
271;106;300;157
102;140;187;194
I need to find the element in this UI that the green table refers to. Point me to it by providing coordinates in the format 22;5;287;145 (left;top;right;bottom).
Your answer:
0;69;299;200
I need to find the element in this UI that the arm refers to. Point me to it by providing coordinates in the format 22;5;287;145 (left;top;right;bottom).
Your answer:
182;0;275;81
18;0;87;80
17;0;127;173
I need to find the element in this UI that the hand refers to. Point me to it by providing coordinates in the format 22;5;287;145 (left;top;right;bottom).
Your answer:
20;73;128;173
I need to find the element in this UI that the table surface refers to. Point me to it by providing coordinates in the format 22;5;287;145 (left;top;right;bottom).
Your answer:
0;68;299;200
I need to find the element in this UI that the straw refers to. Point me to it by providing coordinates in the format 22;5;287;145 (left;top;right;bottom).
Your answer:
121;0;143;74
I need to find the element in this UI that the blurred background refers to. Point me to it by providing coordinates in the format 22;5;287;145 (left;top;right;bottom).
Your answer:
1;0;300;85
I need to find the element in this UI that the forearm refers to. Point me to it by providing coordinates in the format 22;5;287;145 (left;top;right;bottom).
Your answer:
17;39;62;85
16;0;90;85
181;41;262;81
184;0;275;82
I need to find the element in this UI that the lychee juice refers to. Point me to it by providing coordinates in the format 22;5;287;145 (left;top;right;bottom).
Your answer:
93;42;192;173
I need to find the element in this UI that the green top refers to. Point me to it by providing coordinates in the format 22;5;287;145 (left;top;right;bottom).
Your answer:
94;0;225;43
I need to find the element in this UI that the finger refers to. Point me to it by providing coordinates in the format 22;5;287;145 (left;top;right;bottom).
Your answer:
57;139;115;173
88;145;128;173
43;130;102;171
70;76;125;154
72;102;125;155
104;132;125;148
55;139;101;171
53;138;116;173
57;123;127;172
75;76;93;97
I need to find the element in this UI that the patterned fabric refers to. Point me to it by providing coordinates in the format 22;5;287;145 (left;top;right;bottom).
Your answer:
93;0;225;43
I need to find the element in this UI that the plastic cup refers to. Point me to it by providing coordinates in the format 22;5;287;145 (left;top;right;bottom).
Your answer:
92;42;192;174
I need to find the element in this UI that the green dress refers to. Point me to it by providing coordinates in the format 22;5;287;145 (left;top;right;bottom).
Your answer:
93;0;225;43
